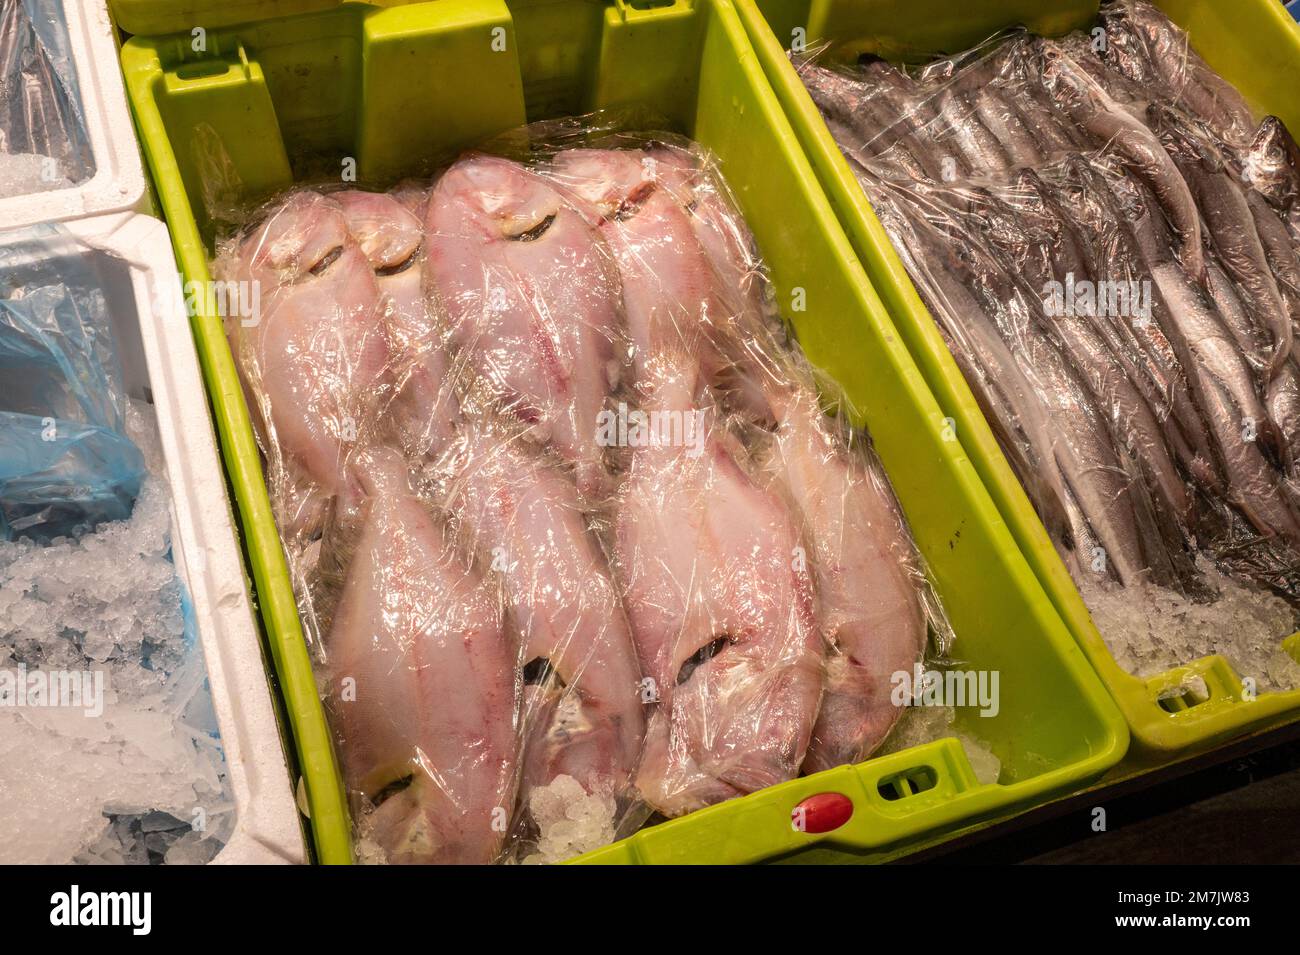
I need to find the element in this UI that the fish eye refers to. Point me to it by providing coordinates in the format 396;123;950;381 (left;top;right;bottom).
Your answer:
523;656;566;688
614;182;657;222
676;635;732;685
511;214;556;242
308;245;345;276
371;774;414;808
377;243;422;277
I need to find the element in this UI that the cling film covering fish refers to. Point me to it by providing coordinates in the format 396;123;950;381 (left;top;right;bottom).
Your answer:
796;0;1300;685
212;116;955;862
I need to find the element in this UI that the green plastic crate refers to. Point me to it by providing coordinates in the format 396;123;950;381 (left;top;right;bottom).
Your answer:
117;0;1126;865
740;0;1300;759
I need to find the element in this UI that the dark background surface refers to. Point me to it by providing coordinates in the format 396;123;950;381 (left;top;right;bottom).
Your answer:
912;722;1300;864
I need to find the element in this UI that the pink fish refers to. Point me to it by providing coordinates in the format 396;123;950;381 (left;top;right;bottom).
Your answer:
614;366;823;816
336;188;461;461
324;449;521;864
547;148;776;420
222;190;390;536
763;386;928;773
439;423;645;808
426;155;625;497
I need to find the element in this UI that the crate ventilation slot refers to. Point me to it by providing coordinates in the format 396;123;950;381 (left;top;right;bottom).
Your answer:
1156;677;1211;714
877;766;938;801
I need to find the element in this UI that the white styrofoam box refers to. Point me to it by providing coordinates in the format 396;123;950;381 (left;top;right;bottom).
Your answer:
0;1;148;230
47;212;305;864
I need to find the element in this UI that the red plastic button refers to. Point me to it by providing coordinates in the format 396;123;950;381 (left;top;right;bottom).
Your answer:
791;792;854;833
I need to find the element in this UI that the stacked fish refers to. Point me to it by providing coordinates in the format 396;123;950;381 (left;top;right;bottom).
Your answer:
798;0;1300;605
216;131;941;863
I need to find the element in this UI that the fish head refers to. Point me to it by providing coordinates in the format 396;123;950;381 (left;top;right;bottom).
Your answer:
1098;7;1154;83
548;148;658;221
441;153;568;242
1242;117;1300;206
334;190;423;272
1036;38;1096;108
240;190;349;287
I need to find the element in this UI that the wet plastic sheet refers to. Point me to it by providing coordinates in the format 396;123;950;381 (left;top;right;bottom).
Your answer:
0;225;144;541
213;116;952;863
0;0;93;197
796;0;1300;686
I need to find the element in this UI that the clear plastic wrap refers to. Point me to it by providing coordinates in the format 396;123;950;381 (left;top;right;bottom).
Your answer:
0;0;93;197
215;118;954;862
0;226;144;540
796;0;1300;687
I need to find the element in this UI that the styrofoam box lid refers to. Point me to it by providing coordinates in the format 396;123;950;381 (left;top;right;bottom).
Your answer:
35;213;307;864
0;2;148;230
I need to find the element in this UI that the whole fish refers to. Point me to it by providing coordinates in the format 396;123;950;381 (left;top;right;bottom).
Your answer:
1241;194;1300;468
992;34;1090;158
866;176;1075;547
1006;169;1195;543
323;448;520;864
1066;157;1227;495
425;154;625;497
1200;247;1300;474
870;175;1166;583
949;176;1189;582
643;144;771;326
639;143;790;421
615;364;822;816
972;82;1043;168
932;82;1013;178
1245;191;1300;319
222;190;390;537
796;60;892;163
1037;38;1204;283
437;421;645;807
761;384;928;773
335;189;462;461
858;58;964;181
1150;106;1292;378
547;147;776;423
1107;0;1256;147
1105;168;1300;546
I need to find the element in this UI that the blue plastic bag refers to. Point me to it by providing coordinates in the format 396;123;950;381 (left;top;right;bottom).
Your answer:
0;412;142;539
0;225;145;541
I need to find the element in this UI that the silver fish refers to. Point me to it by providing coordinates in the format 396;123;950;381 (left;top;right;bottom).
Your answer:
1106;168;1300;546
1150;106;1293;378
1113;0;1257;147
1038;38;1205;283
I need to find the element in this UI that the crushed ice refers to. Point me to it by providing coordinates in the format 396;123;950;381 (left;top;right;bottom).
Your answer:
1080;559;1300;694
519;774;618;865
0;402;233;864
878;704;1003;787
